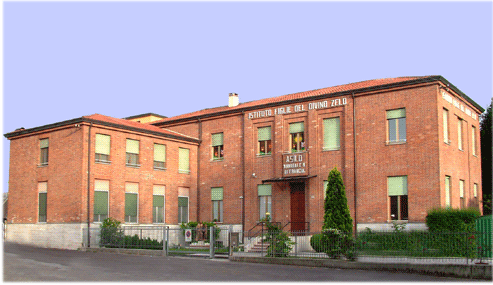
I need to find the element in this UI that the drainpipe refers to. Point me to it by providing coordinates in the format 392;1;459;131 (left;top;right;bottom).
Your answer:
241;111;245;244
351;92;358;237
197;118;202;221
87;122;92;247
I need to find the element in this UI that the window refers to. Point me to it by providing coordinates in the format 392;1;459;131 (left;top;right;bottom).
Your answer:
212;133;224;160
445;176;451;207
126;139;140;166
95;134;111;163
94;180;109;222
258;184;272;220
154;144;166;169
388;176;408;221
323;180;328;199
443;109;449;144
38;182;47;223
474;183;479;207
386;109;406;144
459;180;465;209
289;122;305;153
178;197;189;223
457;118;463;150
258;126;272;155
323;117;340;150
125;182;138;223
40;138;49;165
153;185;165;224
472;126;477;156
178;148;190;173
211;187;223;222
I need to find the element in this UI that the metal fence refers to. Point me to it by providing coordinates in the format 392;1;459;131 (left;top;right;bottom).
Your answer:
84;226;166;250
231;229;493;265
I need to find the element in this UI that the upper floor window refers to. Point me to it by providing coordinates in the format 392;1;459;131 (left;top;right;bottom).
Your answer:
154;143;166;170
388;176;408;221
178;148;190;173
443;109;450;144
126;139;140;167
289;122;305;153
323;117;340;150
472;126;477;156
457;118;464;150
40;138;49;166
258;126;272;155
386;108;406;144
95;134;111;163
212;133;224;160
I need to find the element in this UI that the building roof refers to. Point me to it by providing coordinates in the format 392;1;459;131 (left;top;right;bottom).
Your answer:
4;113;199;143
152;76;484;125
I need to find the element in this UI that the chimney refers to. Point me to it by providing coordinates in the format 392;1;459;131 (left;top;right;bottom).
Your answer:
228;93;239;107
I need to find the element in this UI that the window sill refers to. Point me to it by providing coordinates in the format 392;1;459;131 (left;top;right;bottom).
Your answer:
37;163;48;167
386;141;407;146
256;154;272;157
154;167;167;171
322;148;340;152
179;170;191;174
96;160;111;165
126;163;141;168
211;158;224;162
444;140;451;145
387;220;408;223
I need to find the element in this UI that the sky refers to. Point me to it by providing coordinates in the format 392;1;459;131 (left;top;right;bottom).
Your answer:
2;1;492;194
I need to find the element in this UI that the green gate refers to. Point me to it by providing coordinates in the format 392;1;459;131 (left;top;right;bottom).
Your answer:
475;215;492;258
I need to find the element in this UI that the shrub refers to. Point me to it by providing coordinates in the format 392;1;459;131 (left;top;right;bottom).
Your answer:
310;233;326;252
99;218;124;247
426;208;480;232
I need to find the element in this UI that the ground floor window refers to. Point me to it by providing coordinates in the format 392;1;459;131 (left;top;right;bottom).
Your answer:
388;176;408;221
258;184;272;220
153;185;165;223
211;187;223;222
94;180;109;223
178;196;189;223
125;182;138;223
38;182;47;223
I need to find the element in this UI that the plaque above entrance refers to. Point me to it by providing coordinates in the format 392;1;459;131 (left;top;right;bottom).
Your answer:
283;152;308;177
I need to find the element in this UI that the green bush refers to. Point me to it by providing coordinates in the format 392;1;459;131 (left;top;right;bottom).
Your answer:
426;208;480;232
310;233;326;252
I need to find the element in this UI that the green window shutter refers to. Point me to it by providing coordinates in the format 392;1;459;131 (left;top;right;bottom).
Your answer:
153;195;164;207
211;133;224;146
258;184;272;196
258;127;272;141
94;191;108;215
388;176;408;196
386;108;406;119
323;117;340;149
178;196;188;207
126;139;139;154
40;138;49;148
211;187;224;201
38;192;47;216
154;144;166;162
289;122;304;134
125;193;138;216
178;148;190;172
95;134;111;155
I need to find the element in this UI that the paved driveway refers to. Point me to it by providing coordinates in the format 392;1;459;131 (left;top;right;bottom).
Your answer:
3;242;469;281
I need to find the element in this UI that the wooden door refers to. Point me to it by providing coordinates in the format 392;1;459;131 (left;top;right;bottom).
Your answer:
290;182;306;233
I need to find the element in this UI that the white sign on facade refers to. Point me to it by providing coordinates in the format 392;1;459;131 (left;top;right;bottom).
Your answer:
441;91;477;120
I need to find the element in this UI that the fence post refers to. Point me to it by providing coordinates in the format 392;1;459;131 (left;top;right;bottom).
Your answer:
295;234;298;257
209;226;215;259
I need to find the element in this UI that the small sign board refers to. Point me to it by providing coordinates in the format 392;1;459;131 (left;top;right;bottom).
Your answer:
283;152;308;177
185;229;192;242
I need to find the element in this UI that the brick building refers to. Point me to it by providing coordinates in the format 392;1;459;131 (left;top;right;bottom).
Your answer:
4;76;484;249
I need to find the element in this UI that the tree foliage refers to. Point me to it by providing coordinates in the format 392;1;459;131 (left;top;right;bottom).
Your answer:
322;167;353;234
480;99;492;215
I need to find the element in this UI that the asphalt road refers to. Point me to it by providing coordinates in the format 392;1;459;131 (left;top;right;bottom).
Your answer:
3;242;470;282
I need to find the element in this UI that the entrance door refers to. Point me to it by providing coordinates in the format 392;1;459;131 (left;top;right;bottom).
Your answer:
290;182;306;233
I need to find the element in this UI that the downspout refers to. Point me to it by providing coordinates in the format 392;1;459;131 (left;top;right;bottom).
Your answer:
241;111;246;243
351;92;358;237
87;122;92;247
197;118;202;221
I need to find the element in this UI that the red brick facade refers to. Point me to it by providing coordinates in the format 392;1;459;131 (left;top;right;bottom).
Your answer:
5;76;483;235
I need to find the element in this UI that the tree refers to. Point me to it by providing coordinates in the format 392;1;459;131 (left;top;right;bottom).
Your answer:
322;167;355;259
480;99;492;215
322;167;353;234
